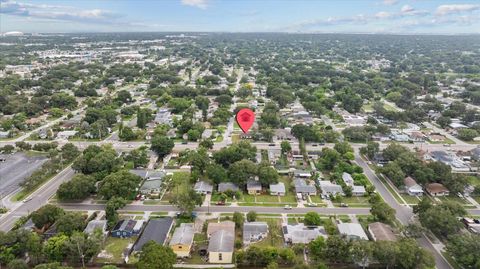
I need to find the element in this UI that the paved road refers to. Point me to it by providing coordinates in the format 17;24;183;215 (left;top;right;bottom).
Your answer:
355;153;453;269
57;203;372;215
0;167;75;231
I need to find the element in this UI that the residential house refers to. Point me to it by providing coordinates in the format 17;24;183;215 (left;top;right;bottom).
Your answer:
470;147;480;161
269;182;286;196
282;223;327;244
139;179;162;195
294;170;311;178
111;220;144;238
293;179;317;196
207;221;235;237
247;180;262;195
133;218;173;252
243;222;268;245
429;134;446;142
337;223;368;240
403;177;423;196
0;131;9;139
318;180;344;196
390;132;410;142
208;230;234;264
426;183;450;197
194;181;214;194
207;221;235;264
218;183;239;193
169;223;195;257
449;122;467;130
84;220;107;236
352;185;367;196
129;169;165;180
154;108;172;125
429;151;470;171
368;222;397;242
410;131;425;142
56;130;77;140
461;218;480;234
373;153;389;165
342;172;354;187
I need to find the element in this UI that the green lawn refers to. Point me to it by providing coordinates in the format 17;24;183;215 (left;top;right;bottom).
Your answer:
400;194;421;204
251;218;284;248
161;172;190;201
436;195;472;206
255;195;281;203
96;236;137;264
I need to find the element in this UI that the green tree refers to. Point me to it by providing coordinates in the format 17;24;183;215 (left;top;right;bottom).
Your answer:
7;259;28;269
351;240;373;269
446;233;480;269
228;159;258;188
246;211;257;222
170;188;202;215
99;170;142;200
137;241;176;269
370;201;396;224
56;212;85;236
105;197;127;229
150;135;174;159
43;235;69;262
257;164;279;186
57;174;95;201
206;163;227;184
280;141;292;155
324;235;351;264
458;128;478;141
308;236;326;261
31;205;64;230
233;212;244;229
360;141;379;159
304;212;321;226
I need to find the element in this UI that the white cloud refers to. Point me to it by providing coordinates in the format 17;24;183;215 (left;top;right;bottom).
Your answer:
181;0;208;9
382;0;397;6
375;11;392;19
436;4;480;16
401;5;415;14
0;0;123;23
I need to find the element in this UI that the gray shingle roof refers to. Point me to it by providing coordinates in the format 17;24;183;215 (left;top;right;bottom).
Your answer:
247;180;262;190
194;181;213;193
294;179;316;193
169;223;194;246
338;223;368;240
134;217;173;251
208;230;234;252
269;182;286;193
243;222;268;242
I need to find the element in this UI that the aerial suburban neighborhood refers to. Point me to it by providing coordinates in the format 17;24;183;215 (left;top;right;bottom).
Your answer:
1;1;480;269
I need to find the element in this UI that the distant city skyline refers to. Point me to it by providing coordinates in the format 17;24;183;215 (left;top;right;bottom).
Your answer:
1;0;480;34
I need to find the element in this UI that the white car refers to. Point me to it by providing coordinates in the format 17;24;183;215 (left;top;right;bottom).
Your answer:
284;205;292;210
22;197;32;203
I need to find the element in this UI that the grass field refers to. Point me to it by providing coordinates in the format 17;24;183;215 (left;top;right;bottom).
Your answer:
251;218;284;248
161;172;190;201
96;236;137;264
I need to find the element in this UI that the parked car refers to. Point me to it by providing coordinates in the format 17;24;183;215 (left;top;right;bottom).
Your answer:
284;205;292;210
340;203;349;207
216;201;226;205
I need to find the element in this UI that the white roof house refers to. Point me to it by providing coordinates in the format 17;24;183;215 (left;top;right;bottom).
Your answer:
319;180;344;196
352;185;366;196
282;223;327;244
269;182;286;196
338;223;368;240
194;181;213;194
342;172;354;187
243;222;268;245
403;177;423;196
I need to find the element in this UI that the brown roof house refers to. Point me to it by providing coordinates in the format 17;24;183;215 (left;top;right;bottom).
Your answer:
426;183;450;196
403;177;423;196
368;222;397;242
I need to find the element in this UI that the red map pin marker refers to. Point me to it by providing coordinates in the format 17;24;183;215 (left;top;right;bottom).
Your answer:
236;108;255;133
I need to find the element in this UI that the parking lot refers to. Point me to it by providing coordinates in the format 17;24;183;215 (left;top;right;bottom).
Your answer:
0;153;48;197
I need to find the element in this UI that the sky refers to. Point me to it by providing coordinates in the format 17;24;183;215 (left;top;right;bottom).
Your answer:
1;0;480;34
